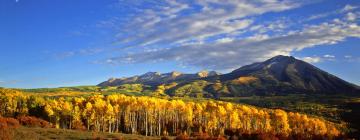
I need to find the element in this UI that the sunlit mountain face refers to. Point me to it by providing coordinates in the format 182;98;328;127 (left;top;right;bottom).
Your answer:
1;0;360;139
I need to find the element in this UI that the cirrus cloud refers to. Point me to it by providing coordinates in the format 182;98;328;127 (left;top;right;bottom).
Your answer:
108;18;360;70
113;0;301;48
300;57;322;63
99;1;360;70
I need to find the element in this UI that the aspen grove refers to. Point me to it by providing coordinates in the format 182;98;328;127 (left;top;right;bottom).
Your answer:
0;88;342;138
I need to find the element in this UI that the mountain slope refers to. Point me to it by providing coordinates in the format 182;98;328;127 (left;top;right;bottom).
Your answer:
98;55;360;96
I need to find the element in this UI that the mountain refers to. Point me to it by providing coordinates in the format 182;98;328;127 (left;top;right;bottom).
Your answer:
98;70;220;86
98;55;360;97
217;55;360;96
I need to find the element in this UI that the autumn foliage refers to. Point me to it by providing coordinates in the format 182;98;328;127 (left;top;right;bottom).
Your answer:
0;117;20;128
0;88;344;139
0;117;20;140
231;76;258;84
17;116;51;128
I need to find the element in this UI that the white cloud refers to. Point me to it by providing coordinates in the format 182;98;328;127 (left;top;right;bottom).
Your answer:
216;38;234;43
322;54;336;61
345;55;353;58
307;13;332;21
306;4;359;22
250;19;290;34
342;4;358;12
343;55;360;63
108;18;360;70
113;0;300;48
346;12;357;21
323;54;335;58
300;57;322;63
95;1;360;71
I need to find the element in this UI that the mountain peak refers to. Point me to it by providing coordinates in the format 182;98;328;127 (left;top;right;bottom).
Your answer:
272;55;292;59
196;70;221;77
197;70;209;77
142;72;161;76
169;71;182;77
266;55;295;63
223;55;359;95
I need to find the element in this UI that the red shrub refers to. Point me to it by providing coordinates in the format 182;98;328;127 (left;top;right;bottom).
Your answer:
17;116;51;128
193;132;210;140
175;134;190;140
0;117;20;128
0;117;20;140
5;118;20;128
72;120;86;130
193;134;227;140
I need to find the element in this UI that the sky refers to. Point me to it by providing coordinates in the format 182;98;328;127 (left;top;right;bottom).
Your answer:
0;0;359;88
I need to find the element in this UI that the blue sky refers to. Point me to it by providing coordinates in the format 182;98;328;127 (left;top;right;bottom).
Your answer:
0;0;359;88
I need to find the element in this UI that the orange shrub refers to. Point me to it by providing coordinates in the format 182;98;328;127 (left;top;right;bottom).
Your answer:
175;134;190;140
0;117;20;140
256;133;280;140
72;120;86;130
231;76;258;84
193;132;210;140
17;116;51;128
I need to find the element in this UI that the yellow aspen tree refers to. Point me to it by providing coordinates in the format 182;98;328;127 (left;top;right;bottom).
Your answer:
105;103;114;133
217;105;227;135
61;101;73;129
224;103;233;128
263;111;272;133
72;105;83;129
82;102;94;130
230;111;240;129
273;109;291;135
113;104;120;133
184;102;194;135
94;97;106;132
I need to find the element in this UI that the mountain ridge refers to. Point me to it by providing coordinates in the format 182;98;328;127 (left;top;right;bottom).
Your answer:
99;55;360;96
98;70;221;87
